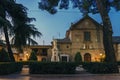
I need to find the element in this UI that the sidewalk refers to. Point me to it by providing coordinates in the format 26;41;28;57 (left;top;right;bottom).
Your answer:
1;66;120;80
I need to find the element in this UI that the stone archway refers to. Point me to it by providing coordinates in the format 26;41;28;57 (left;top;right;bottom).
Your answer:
84;53;91;62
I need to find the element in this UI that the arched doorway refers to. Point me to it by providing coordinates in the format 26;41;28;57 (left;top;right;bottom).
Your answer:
84;53;91;62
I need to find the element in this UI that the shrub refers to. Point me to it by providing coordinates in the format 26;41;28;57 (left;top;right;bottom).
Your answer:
82;62;119;74
0;62;23;75
74;52;82;63
29;51;37;61
117;61;120;65
29;62;77;74
0;48;10;62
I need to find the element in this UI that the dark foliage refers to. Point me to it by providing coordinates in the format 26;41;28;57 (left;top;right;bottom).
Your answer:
38;0;120;14
0;48;10;62
29;51;37;61
0;62;23;75
0;0;42;60
74;52;82;63
29;62;77;74
82;62;119;74
38;0;60;14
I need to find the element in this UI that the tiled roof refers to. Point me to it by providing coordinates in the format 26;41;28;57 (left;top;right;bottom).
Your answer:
112;36;120;43
56;38;71;43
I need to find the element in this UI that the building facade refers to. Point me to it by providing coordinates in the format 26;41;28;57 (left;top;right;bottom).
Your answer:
113;36;120;61
1;16;120;62
51;15;120;62
13;45;52;61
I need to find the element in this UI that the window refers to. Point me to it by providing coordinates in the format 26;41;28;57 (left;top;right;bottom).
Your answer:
60;54;69;62
66;45;69;48
40;48;47;56
57;44;60;49
84;32;91;41
61;56;67;62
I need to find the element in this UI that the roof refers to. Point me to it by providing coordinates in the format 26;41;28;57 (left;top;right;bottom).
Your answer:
112;36;120;43
70;15;103;30
30;45;52;48
55;38;71;43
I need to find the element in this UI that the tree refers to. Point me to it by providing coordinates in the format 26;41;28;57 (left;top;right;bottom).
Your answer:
0;0;15;61
0;0;41;61
11;17;42;53
38;0;120;73
74;52;82;63
29;51;37;61
10;0;42;53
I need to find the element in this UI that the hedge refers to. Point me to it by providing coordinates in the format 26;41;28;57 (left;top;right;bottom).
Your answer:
0;62;23;75
0;48;10;62
82;62;119;74
117;61;120;65
29;62;77;74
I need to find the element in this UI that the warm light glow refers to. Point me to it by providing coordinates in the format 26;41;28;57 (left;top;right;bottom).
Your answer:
26;53;29;56
100;53;103;56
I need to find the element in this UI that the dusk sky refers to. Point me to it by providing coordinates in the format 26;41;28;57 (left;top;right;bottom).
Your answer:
16;0;120;45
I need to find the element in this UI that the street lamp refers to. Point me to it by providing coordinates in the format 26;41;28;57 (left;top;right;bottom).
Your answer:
100;53;103;62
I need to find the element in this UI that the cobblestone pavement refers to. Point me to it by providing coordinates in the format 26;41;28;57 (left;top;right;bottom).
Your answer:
0;66;120;80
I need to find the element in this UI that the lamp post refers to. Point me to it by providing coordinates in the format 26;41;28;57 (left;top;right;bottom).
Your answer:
100;53;103;62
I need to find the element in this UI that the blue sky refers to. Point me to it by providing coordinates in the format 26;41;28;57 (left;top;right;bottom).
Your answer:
16;0;120;45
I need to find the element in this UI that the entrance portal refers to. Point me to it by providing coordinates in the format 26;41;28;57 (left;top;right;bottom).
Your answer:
84;53;91;62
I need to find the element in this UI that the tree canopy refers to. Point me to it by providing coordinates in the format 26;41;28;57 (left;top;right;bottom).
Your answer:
38;0;120;14
0;0;42;61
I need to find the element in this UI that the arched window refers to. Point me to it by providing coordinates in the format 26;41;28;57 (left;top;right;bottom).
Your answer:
84;53;91;62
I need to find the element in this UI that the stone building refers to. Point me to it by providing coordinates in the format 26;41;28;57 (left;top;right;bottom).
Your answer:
13;45;52;61
113;36;120;61
51;15;120;62
0;15;120;62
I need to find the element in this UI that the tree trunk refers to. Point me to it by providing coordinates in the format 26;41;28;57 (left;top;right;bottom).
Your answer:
0;4;15;62
96;0;118;73
3;26;15;62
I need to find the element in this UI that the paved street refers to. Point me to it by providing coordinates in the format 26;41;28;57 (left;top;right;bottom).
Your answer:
1;73;120;80
1;66;120;80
